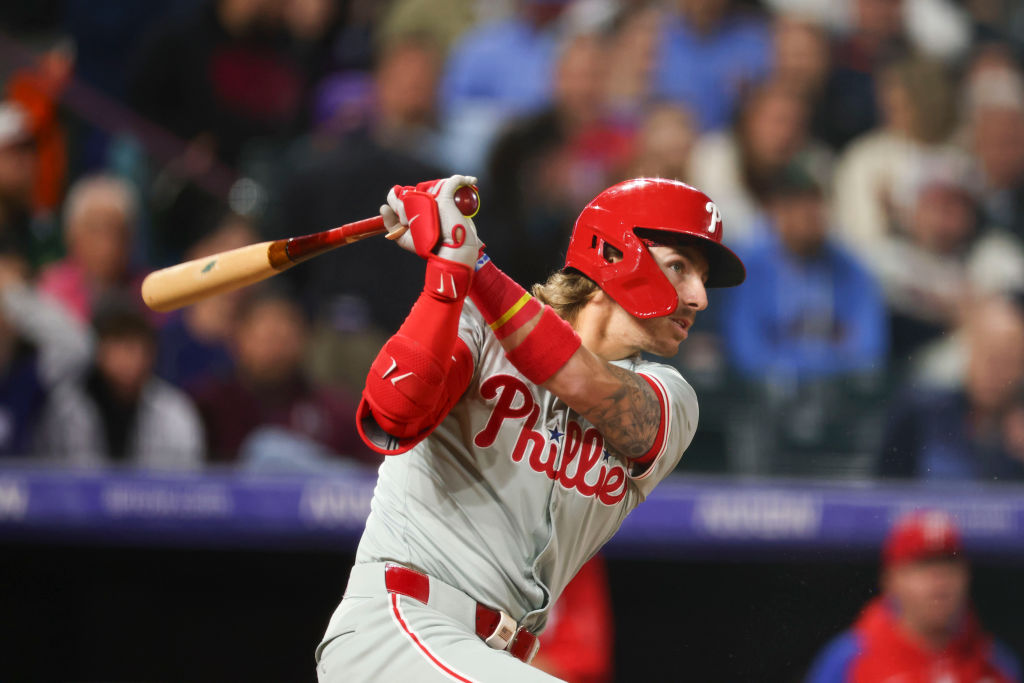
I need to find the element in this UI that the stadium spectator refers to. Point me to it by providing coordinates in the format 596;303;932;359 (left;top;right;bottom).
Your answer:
37;174;148;325
35;295;204;469
4;45;70;214
436;0;570;174
485;29;634;287
127;0;307;168
0;251;90;457
377;0;477;58
155;213;256;392
191;288;373;467
601;2;662;125
721;164;887;383
815;0;910;150
625;102;698;182
965;49;1024;243
872;156;1024;361
832;56;961;260
653;0;773;132
771;14;835;146
0;101;52;268
312;33;445;167
689;79;832;243
806;510;1021;682
275;30;449;335
879;296;1024;481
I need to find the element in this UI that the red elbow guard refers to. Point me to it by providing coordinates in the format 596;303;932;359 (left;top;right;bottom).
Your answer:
363;334;446;435
358;338;474;454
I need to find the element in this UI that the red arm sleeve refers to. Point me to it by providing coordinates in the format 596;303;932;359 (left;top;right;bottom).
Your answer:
356;259;475;455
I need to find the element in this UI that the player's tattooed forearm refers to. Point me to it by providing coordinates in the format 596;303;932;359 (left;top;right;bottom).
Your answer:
579;365;660;459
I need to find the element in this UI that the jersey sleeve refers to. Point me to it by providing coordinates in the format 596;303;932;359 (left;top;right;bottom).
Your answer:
457;300;487;367
627;361;699;495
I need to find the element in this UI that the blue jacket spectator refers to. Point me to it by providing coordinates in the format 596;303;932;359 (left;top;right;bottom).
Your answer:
437;2;567;173
654;0;772;131
722;169;887;382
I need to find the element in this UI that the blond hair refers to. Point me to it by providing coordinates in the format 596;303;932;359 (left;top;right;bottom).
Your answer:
531;270;598;324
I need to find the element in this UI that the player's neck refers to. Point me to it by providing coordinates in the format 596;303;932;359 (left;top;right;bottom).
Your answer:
574;295;640;361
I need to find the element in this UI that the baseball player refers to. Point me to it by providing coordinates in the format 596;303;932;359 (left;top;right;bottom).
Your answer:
315;175;745;682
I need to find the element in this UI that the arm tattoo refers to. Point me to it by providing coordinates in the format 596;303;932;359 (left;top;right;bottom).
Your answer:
578;364;661;459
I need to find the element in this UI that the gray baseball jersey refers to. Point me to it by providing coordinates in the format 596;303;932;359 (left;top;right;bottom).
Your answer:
317;301;698;680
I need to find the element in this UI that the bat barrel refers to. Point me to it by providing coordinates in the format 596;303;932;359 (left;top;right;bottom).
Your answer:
141;241;283;312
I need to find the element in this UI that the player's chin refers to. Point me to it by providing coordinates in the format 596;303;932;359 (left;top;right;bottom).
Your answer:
646;334;685;358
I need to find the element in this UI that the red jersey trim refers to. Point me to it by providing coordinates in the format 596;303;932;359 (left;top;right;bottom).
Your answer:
631;373;669;475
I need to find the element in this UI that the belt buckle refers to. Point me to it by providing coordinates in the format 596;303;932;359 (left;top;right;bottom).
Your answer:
483;610;518;650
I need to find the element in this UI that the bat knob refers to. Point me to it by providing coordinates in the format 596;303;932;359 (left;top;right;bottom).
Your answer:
454;184;480;218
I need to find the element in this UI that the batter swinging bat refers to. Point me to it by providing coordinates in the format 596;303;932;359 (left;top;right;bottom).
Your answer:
141;184;480;313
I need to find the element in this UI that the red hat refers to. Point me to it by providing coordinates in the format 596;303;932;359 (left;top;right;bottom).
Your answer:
883;510;964;568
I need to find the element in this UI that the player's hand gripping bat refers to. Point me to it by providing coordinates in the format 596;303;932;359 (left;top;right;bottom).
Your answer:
140;184;480;312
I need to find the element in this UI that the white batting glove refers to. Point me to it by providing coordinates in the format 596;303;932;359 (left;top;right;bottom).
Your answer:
380;175;482;271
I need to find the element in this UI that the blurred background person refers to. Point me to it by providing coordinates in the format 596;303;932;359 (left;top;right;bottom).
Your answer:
438;0;571;174
964;48;1024;243
624;102;698;181
721;164;887;384
311;32;446;167
771;14;834;146
485;28;633;286
0;249;89;458
832;56;962;261
689;78;833;245
35;295;204;469
871;156;1024;364
274;31;448;336
4;42;71;216
653;0;773;132
806;510;1021;682
879;295;1024;481
601;2;662;126
719;163;887;475
190;287;374;468
0;101;52;268
127;0;307;170
37;174;147;325
816;0;910;151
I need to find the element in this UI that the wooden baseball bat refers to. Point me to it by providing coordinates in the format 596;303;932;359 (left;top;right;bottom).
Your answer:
141;216;395;312
141;184;480;313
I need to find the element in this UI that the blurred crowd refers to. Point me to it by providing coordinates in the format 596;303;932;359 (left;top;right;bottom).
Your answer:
1;0;1024;481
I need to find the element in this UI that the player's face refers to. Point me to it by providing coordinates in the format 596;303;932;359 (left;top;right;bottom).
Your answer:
628;244;710;357
885;558;969;637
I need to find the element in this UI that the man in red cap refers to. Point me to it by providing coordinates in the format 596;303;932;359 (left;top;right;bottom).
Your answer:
806;510;1021;682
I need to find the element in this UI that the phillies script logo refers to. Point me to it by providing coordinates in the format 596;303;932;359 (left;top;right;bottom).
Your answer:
474;375;627;505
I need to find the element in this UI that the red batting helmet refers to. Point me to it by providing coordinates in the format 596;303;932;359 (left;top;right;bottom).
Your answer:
564;178;745;319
